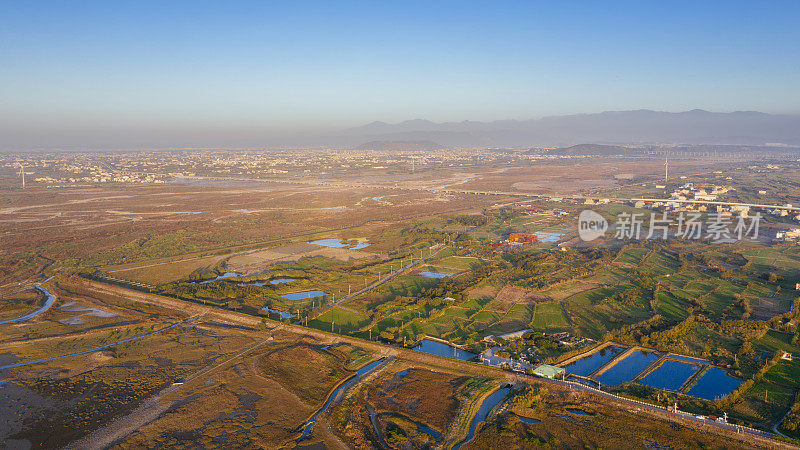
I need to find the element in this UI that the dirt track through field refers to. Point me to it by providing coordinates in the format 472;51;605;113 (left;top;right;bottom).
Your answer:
64;335;274;450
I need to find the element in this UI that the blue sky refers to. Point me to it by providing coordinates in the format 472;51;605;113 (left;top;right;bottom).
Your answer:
1;1;798;146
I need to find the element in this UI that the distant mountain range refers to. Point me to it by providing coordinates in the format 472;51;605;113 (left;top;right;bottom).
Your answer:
341;110;800;148
355;140;443;151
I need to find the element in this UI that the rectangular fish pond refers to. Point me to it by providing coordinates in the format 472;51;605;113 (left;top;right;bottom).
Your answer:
639;359;702;392
595;349;661;387
562;345;627;377
685;367;743;401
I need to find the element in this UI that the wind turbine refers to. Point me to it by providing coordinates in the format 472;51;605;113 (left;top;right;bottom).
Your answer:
17;164;34;189
664;154;669;182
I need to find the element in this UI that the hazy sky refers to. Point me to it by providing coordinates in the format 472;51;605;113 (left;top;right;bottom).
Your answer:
1;1;799;148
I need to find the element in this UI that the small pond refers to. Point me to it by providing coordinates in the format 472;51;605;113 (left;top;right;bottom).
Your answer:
516;415;541;425
199;272;241;284
238;278;297;287
418;271;454;279
308;238;348;248
262;307;296;319
309;238;370;250
281;290;328;301
413;339;476;361
535;232;563;242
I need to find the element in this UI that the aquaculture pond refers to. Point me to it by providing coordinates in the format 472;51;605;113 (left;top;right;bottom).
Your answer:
639;359;702;392
596;350;661;387
666;354;710;365
453;386;511;450
562;346;626;377
281;290;328;300
418;271;454;279
686;367;742;401
413;339;476;361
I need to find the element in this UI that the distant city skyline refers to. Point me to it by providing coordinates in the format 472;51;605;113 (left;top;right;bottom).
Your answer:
1;1;799;148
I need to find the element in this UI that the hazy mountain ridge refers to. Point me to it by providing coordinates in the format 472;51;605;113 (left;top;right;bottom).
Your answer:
342;110;800;148
355;140;443;151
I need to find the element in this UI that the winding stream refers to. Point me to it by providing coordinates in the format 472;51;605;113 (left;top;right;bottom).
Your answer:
453;386;511;450
297;358;386;441
0;284;56;325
